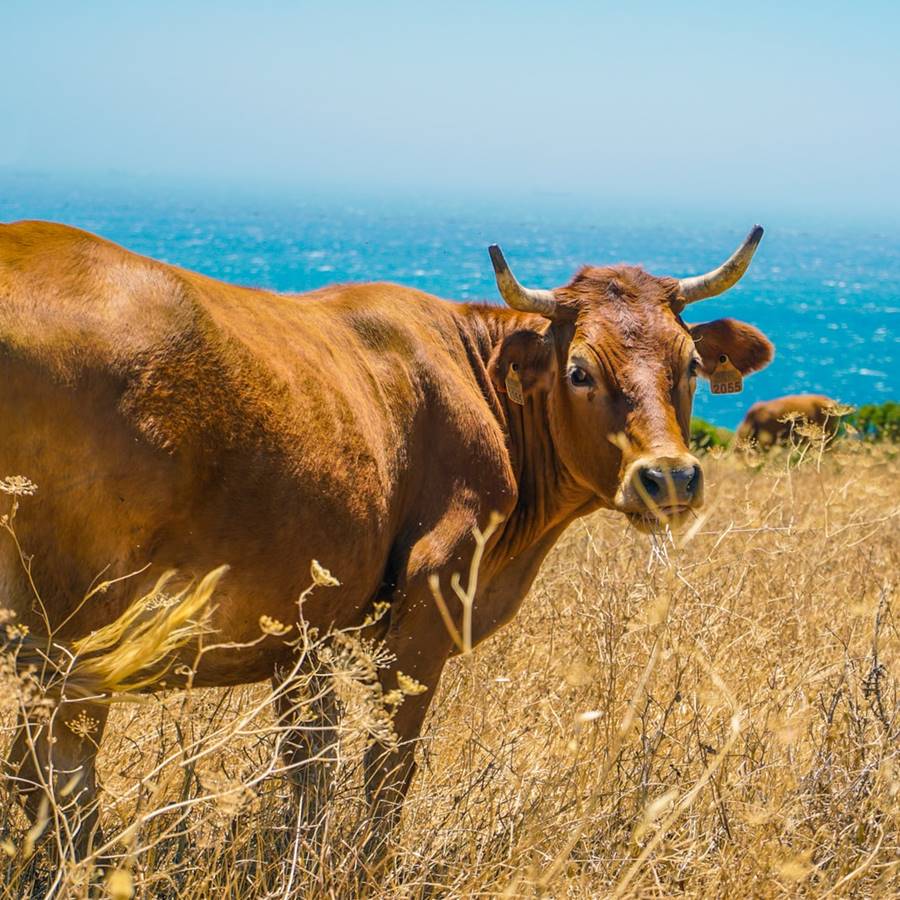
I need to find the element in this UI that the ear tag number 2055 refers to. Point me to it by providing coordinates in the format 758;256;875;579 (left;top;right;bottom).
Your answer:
709;355;743;395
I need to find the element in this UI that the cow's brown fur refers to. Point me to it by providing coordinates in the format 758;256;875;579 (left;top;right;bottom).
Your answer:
0;221;772;856
737;394;840;447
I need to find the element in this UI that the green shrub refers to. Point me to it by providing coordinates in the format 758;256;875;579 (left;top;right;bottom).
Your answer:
690;417;734;452
845;401;900;441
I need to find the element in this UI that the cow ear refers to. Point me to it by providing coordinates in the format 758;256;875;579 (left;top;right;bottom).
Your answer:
488;330;556;402
689;318;774;377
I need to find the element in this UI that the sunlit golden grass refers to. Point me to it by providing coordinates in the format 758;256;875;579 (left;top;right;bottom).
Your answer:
2;440;898;898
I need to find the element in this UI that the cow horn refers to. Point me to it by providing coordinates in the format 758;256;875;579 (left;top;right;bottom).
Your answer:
677;225;764;304
488;245;558;317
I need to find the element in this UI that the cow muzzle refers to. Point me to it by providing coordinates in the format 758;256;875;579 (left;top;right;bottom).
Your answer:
616;455;704;529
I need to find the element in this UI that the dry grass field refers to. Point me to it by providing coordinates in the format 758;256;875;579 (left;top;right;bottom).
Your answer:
2;439;898;898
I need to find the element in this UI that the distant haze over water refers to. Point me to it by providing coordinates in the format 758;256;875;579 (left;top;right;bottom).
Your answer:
2;173;897;429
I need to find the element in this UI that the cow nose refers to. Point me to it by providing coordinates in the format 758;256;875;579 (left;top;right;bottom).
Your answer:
637;463;702;506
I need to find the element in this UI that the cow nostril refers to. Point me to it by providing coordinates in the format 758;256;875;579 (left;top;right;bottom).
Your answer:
638;467;663;498
686;464;701;496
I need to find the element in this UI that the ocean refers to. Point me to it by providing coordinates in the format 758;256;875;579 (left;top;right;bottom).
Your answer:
2;173;897;429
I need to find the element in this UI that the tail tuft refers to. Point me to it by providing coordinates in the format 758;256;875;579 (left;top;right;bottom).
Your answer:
3;566;227;698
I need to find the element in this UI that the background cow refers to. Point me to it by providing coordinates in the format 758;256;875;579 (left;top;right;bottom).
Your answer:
0;221;772;858
737;394;841;447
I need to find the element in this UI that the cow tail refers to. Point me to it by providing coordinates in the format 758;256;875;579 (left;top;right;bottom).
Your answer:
2;566;227;699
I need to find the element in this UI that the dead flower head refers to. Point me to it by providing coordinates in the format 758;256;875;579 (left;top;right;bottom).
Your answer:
0;476;37;496
310;559;340;587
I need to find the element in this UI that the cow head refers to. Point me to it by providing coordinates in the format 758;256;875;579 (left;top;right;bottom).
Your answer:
487;227;773;531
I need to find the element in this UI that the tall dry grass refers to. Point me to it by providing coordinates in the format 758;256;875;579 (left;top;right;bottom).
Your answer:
1;438;898;898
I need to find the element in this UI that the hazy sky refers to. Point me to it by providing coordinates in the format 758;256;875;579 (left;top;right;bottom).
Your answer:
3;1;899;214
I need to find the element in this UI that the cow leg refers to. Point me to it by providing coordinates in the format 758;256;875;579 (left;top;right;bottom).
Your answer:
362;629;450;866
272;664;341;843
361;522;467;863
360;498;504;864
6;699;109;861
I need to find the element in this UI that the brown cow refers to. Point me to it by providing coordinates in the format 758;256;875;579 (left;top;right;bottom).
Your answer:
0;220;772;858
737;394;840;447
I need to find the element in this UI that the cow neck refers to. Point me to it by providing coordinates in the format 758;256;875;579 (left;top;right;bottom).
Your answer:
494;387;590;560
464;306;593;561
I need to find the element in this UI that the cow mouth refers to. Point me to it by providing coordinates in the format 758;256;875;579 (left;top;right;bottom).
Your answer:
626;504;693;533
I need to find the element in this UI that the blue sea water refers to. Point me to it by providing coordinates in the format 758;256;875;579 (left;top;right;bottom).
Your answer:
1;173;897;429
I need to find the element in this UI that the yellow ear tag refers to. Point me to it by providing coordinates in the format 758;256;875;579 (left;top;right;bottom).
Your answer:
709;354;743;395
505;365;525;405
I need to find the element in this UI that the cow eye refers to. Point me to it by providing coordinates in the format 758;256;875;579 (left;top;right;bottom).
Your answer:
688;358;701;378
569;366;592;387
